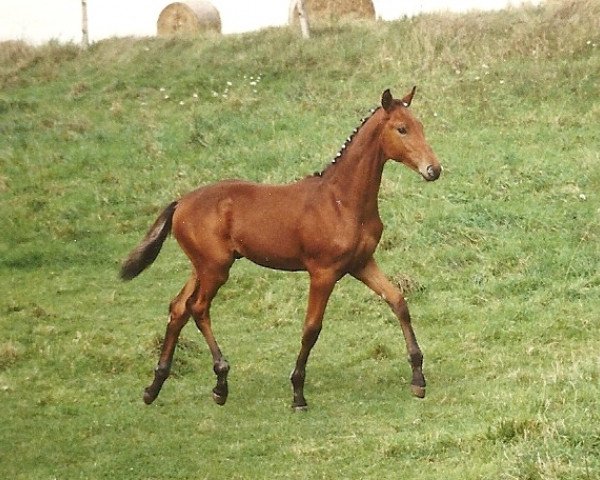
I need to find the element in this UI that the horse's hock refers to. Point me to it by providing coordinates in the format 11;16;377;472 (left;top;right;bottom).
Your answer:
290;0;376;23
157;1;221;37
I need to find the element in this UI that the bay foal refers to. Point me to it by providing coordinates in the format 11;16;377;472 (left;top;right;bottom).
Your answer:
121;88;442;409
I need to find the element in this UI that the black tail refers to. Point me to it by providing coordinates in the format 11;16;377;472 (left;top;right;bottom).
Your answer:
120;201;178;281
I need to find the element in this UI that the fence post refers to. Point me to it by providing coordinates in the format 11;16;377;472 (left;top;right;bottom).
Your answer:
289;0;311;39
81;0;89;47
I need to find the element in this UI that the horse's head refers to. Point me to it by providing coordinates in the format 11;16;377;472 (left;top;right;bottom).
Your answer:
379;87;442;181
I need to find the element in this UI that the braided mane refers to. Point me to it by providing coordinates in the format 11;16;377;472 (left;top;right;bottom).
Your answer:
313;106;381;177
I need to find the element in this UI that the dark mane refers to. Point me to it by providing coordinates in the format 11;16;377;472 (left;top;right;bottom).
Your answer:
313;106;381;177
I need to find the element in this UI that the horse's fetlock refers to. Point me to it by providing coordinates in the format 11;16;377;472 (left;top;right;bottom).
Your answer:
213;359;230;376
155;362;171;378
408;352;423;368
290;369;305;387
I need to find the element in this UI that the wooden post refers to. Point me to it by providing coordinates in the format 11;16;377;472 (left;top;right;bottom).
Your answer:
289;0;310;39
81;0;89;48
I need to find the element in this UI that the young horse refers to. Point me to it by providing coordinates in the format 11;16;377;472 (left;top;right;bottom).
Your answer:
121;88;441;410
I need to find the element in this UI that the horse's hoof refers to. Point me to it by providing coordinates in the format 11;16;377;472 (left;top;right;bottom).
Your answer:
212;391;227;406
411;385;426;398
143;389;156;405
292;403;308;412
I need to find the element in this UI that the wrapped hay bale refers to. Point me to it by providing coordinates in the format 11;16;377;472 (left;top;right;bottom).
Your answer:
157;1;221;37
290;0;376;23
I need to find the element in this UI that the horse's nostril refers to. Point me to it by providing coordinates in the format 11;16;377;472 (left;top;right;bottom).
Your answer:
427;165;435;177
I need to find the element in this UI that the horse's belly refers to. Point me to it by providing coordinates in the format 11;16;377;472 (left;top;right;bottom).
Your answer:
232;225;305;271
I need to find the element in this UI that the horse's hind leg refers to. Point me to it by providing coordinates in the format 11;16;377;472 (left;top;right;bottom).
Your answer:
143;275;196;405
187;265;231;405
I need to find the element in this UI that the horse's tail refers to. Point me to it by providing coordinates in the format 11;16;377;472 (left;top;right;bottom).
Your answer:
120;201;178;281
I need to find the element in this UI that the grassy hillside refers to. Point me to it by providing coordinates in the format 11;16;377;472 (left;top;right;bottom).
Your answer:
1;1;599;478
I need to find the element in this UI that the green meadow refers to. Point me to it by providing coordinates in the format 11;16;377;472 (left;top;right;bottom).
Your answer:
1;1;599;478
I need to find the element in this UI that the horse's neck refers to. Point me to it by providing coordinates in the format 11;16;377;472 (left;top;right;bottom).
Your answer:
322;115;386;218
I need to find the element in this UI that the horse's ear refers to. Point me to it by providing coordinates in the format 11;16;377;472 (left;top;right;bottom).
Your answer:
401;86;417;107
381;89;393;112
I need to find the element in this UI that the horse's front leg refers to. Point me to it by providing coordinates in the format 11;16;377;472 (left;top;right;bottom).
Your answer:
290;272;336;410
352;258;426;398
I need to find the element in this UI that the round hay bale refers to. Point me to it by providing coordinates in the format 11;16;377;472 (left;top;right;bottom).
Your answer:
157;1;221;37
290;0;375;23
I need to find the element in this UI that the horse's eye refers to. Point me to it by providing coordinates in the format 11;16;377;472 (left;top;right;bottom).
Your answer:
397;126;408;135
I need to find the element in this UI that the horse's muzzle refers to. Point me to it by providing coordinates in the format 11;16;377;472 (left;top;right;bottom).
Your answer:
423;164;442;182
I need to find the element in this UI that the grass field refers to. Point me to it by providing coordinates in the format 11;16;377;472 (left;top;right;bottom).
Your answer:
1;1;599;478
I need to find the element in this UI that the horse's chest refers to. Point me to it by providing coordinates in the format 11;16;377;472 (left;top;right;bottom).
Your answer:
355;220;383;256
330;218;383;264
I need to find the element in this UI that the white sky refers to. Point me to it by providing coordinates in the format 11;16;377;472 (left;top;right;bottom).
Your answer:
0;0;541;45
